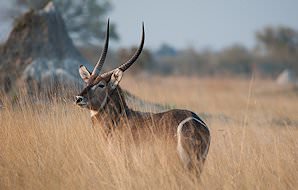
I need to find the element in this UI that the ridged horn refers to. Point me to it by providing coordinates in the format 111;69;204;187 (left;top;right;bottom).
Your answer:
101;23;145;79
118;22;145;72
92;19;110;76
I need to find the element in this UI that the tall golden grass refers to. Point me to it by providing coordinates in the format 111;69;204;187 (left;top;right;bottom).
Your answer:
0;76;298;189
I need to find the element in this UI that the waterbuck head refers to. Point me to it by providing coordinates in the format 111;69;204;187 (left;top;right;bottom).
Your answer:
75;20;145;112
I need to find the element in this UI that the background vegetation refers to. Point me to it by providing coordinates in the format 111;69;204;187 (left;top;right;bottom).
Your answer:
2;1;298;78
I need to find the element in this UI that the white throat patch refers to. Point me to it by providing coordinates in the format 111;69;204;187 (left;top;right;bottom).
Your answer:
90;110;99;117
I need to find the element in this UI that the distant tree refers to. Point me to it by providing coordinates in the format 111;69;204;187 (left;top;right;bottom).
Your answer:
256;26;298;71
219;45;251;64
11;0;118;45
256;26;298;55
217;45;253;74
156;43;177;57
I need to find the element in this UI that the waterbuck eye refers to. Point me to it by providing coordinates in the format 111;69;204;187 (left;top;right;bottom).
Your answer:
98;84;105;88
91;82;105;90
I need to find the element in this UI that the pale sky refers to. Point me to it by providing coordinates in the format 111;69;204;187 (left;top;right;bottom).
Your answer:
0;0;298;51
109;0;298;50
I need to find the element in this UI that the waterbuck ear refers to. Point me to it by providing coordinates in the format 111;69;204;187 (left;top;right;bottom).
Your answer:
79;65;91;83
109;69;123;89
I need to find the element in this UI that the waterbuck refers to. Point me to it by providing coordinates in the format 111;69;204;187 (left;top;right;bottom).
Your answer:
75;20;210;171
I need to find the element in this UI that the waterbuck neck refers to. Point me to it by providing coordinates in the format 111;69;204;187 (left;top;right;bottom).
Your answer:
91;86;130;126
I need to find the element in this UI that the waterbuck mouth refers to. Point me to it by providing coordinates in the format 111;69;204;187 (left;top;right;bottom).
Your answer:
76;102;87;106
75;96;88;107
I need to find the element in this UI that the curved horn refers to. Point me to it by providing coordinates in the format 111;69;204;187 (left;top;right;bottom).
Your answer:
119;22;145;72
101;23;145;79
92;19;110;76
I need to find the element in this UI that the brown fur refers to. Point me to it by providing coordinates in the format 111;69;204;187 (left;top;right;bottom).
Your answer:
89;86;211;171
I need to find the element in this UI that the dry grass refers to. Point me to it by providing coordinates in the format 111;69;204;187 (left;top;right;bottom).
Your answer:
1;76;298;190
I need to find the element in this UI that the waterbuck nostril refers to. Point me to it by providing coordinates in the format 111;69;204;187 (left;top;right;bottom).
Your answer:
75;96;83;104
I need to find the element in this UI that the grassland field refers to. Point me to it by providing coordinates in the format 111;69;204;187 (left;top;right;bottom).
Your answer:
0;75;298;189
